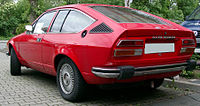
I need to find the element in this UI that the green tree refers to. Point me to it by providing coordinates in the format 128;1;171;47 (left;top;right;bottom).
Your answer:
177;0;199;19
0;2;19;36
132;0;184;22
0;0;13;5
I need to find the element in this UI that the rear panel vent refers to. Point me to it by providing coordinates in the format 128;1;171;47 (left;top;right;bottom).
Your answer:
90;23;113;33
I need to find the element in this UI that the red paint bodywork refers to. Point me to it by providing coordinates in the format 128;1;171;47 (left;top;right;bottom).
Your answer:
7;4;195;84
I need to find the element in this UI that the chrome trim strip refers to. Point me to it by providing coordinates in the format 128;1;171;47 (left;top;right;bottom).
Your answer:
117;40;144;47
92;67;120;71
92;62;187;79
92;71;120;78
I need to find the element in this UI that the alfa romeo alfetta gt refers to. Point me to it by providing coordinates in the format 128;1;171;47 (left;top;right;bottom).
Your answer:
7;4;196;101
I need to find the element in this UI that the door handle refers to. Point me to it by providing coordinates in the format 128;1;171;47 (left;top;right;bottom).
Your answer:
36;38;42;42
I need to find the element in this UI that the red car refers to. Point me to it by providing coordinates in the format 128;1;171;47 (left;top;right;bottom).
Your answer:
7;4;196;101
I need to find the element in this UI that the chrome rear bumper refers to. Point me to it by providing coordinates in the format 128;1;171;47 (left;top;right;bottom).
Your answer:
92;61;194;80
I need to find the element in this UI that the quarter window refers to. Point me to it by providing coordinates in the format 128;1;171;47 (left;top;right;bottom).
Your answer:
61;10;95;33
33;11;56;34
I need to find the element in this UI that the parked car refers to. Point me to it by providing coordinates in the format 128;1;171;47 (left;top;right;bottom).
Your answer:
7;4;196;101
181;6;200;53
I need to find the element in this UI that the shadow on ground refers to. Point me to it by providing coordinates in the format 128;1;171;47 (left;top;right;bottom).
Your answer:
20;68;182;105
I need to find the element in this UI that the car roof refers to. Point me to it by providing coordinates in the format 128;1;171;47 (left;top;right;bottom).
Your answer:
46;4;126;11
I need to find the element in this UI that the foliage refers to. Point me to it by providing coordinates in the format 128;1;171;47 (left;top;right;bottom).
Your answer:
16;0;30;23
0;0;30;37
0;36;13;40
79;0;124;6
191;53;200;61
0;2;19;37
0;0;13;5
16;23;31;35
180;70;194;79
0;0;199;38
180;53;200;79
177;0;199;19
132;0;184;22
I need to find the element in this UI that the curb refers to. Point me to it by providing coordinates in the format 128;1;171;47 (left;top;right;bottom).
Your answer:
163;79;200;92
0;40;8;43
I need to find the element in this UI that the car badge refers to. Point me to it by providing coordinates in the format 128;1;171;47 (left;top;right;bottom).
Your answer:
152;36;175;39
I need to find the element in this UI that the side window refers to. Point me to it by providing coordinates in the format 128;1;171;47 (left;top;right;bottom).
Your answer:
50;10;69;32
61;10;95;33
33;11;56;34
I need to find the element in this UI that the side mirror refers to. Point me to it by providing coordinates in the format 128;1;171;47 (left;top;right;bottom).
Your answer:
185;16;189;20
25;25;33;32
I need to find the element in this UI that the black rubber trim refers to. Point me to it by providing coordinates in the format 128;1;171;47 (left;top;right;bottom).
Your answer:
135;63;187;71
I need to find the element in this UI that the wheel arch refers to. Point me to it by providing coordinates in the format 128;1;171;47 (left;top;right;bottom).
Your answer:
8;42;18;57
8;43;13;55
54;53;81;73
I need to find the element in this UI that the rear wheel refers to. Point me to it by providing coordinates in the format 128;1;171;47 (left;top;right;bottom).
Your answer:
10;48;21;76
56;57;87;102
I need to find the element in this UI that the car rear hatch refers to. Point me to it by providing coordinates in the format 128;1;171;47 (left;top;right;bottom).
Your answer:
111;23;196;67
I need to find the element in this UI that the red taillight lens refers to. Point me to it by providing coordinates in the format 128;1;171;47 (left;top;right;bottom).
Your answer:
114;49;143;57
117;40;143;47
114;40;144;57
182;39;195;46
180;39;195;54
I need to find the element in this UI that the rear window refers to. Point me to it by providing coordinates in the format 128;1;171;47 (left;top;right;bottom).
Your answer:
90;6;166;24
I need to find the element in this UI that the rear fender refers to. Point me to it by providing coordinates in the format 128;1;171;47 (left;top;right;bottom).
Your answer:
54;46;82;75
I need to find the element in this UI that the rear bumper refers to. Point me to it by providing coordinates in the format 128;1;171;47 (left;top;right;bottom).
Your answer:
92;60;196;80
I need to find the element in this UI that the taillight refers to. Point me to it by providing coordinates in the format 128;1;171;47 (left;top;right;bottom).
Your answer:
182;39;195;46
180;47;195;53
114;49;142;57
114;40;143;57
117;40;143;47
180;39;195;54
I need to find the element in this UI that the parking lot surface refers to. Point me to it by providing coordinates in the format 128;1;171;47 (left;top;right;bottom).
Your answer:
0;45;200;105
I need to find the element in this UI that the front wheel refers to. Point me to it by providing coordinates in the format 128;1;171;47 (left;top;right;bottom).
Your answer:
10;48;21;76
57;57;87;102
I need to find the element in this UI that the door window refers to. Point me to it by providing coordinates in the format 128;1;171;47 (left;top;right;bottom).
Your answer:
50;10;70;33
33;11;56;34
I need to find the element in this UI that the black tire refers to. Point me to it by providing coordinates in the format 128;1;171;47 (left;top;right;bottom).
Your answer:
56;57;87;102
10;48;21;76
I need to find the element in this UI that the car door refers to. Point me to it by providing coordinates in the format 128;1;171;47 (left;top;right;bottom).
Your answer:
42;9;95;75
19;11;56;71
